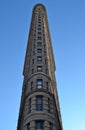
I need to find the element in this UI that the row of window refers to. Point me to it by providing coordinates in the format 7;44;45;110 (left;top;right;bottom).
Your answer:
33;42;46;47
31;79;48;90
33;49;46;55
32;57;47;64
32;66;47;74
27;121;53;130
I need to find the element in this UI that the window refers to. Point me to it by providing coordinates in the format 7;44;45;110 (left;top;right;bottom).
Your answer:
48;98;50;112
32;59;34;64
32;69;34;74
46;82;48;90
27;123;30;130
44;51;46;54
38;28;41;31
28;98;31;113
38;32;41;35
37;56;42;63
33;51;35;55
37;42;42;46
33;44;35;48
37;36;41;40
31;82;33;90
44;44;46;48
36;121;43;130
45;59;47;64
36;96;43;111
37;49;42;54
38;21;41;24
50;123;53;130
38;19;41;21
37;66;42;72
37;79;43;89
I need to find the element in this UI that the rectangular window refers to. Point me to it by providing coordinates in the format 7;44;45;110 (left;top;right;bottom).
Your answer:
38;21;41;24
38;32;41;35
31;82;33;90
36;96;43;111
36;121;43;130
37;79;43;89
32;69;34;74
38;19;41;21
38;25;41;28
37;49;42;54
27;123;30;130
46;82;48;90
37;56;42;63
37;36;41;40
50;123;53;130
37;66;42;72
37;42;42;46
28;98;31;113
48;98;50;112
32;59;34;64
45;59;47;64
33;51;35;55
38;28;41;31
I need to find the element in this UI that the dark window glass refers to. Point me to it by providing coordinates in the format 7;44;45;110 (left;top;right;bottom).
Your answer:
31;82;33;90
37;79;43;89
32;69;34;74
32;59;34;64
27;123;30;130
36;121;43;130
44;51;46;54
37;66;42;72
37;49;42;54
37;56;42;62
45;59;47;64
50;123;53;130
37;36;41;40
44;44;46;48
38;28;41;31
48;98;50;112
28;98;31;113
46;82;48;90
38;19;41;21
38;24;41;27
38;32;41;35
38;21;41;24
33;51;35;55
36;96;43;111
33;44;35;48
37;42;42;46
38;16;41;19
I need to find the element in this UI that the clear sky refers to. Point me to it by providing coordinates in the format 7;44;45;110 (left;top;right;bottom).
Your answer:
0;0;85;130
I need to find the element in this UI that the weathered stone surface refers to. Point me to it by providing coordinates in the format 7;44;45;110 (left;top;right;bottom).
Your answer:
17;3;63;130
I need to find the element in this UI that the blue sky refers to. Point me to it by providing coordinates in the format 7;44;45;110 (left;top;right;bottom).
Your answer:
0;0;85;130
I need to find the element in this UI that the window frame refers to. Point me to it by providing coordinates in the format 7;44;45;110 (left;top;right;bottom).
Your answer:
27;123;30;130
37;66;42;72
36;120;43;130
36;96;43;111
37;56;42;63
37;49;42;54
37;79;43;89
37;42;42;46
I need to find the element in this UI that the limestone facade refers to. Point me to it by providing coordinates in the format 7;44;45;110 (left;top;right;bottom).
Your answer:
17;4;63;130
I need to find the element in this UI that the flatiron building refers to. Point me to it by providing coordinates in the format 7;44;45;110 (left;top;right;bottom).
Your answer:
17;3;63;130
